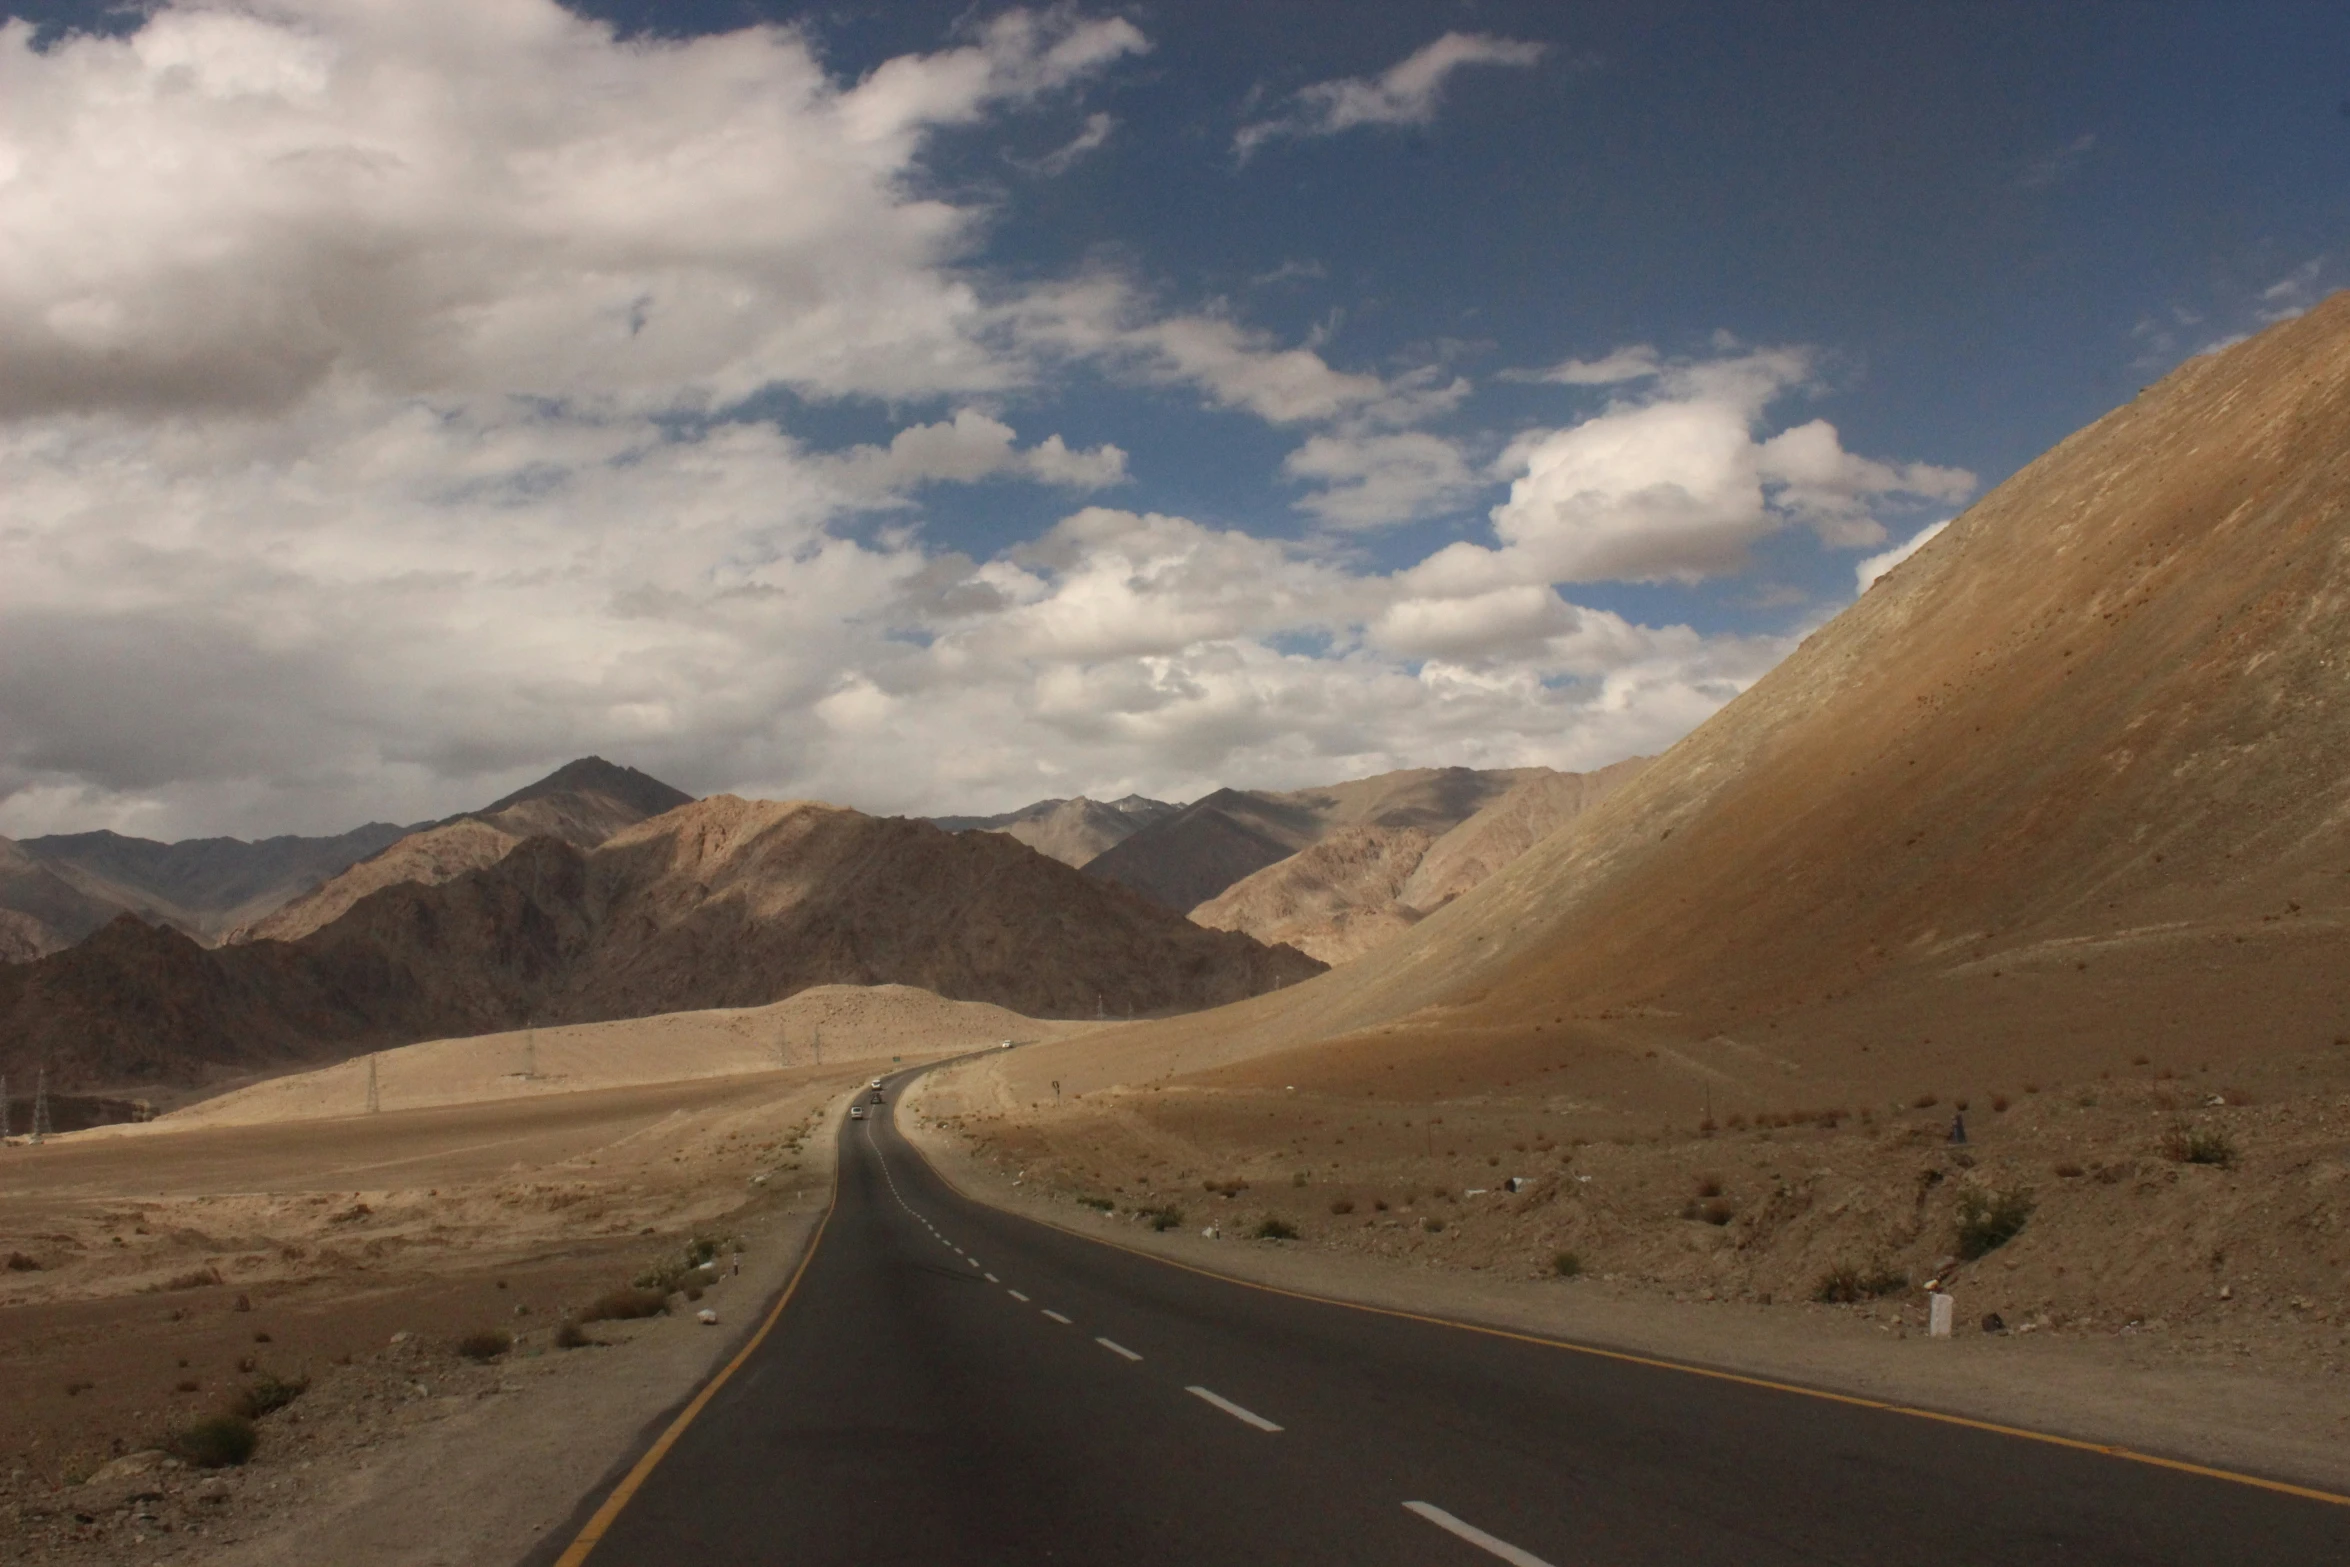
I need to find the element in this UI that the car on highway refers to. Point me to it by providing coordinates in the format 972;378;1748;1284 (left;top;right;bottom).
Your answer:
869;1078;883;1089
848;1105;864;1120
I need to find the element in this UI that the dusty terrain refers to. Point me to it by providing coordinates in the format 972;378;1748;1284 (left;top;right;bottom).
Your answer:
0;987;1103;1564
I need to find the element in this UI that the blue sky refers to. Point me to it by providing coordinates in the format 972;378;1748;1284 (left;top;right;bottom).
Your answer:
0;1;2343;837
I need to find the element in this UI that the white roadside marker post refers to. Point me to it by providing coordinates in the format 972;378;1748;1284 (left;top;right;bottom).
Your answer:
1929;1291;1954;1338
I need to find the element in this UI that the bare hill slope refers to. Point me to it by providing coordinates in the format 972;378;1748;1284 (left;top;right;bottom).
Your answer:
993;294;2350;1104
1190;825;1438;964
1189;759;1651;963
1084;766;1540;911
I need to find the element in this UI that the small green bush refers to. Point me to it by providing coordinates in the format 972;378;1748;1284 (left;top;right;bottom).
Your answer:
1136;1205;1183;1231
1812;1264;1907;1303
171;1414;257;1469
457;1329;513;1361
1953;1187;2034;1260
231;1372;308;1420
1552;1251;1582;1278
1254;1216;1298;1240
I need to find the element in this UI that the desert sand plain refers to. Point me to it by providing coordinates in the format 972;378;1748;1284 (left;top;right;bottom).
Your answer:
0;986;1103;1563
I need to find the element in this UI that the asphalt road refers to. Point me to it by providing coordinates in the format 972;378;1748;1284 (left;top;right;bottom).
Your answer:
552;1068;2350;1565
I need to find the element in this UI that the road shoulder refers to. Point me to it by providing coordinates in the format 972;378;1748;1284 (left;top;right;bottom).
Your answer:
896;1071;2350;1499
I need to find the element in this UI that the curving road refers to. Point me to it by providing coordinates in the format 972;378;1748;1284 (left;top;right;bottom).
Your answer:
542;1066;2349;1565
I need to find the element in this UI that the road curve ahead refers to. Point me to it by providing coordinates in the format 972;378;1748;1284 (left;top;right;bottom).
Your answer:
548;1069;2348;1566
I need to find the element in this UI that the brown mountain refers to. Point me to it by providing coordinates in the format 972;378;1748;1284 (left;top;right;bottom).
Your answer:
237;756;693;942
1011;293;2350;1103
932;794;1177;867
1189;758;1650;964
0;795;1322;1090
1083;766;1543;912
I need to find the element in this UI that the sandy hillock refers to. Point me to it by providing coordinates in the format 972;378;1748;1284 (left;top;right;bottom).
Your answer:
160;983;1095;1127
932;794;1175;867
1084;766;1541;912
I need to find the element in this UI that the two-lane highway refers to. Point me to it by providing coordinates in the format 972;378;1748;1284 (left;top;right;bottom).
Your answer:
546;1069;2350;1565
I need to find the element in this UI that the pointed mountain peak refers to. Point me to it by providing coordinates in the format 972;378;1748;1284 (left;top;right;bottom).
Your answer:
479;757;693;820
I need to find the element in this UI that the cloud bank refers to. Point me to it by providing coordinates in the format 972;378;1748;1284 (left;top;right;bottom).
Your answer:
0;3;1960;840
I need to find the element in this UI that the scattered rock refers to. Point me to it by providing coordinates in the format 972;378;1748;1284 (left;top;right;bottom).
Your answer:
696;1308;719;1325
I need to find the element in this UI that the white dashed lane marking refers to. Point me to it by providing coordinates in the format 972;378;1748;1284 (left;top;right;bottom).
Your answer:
984;1273;999;1283
1008;1290;1030;1303
1402;1503;1557;1567
1042;1309;1074;1325
1095;1337;1142;1362
1186;1386;1282;1433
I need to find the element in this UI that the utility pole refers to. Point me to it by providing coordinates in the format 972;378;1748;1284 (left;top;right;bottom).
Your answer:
1;1074;9;1140
524;1025;538;1081
366;1053;380;1114
813;1024;822;1066
31;1067;50;1144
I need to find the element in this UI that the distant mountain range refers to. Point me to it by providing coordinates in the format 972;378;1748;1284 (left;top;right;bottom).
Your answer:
929;795;1177;868
0;790;1321;1091
0;757;684;959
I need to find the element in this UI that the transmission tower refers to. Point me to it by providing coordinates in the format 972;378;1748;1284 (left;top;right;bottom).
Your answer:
365;1053;381;1114
30;1067;50;1144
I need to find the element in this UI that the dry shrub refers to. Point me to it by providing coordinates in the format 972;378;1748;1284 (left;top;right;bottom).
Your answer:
1954;1187;2034;1260
170;1415;256;1469
1698;1198;1735;1226
1552;1251;1582;1278
2053;1161;2084;1178
2161;1124;2237;1168
231;1373;307;1420
1813;1264;1908;1303
5;1251;40;1272
1911;1093;1939;1110
456;1329;512;1361
554;1318;591;1350
581;1287;667;1323
1328;1198;1355;1215
1254;1216;1298;1241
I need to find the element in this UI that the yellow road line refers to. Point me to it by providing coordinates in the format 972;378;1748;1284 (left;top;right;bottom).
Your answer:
911;1141;2350;1512
552;1190;838;1566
